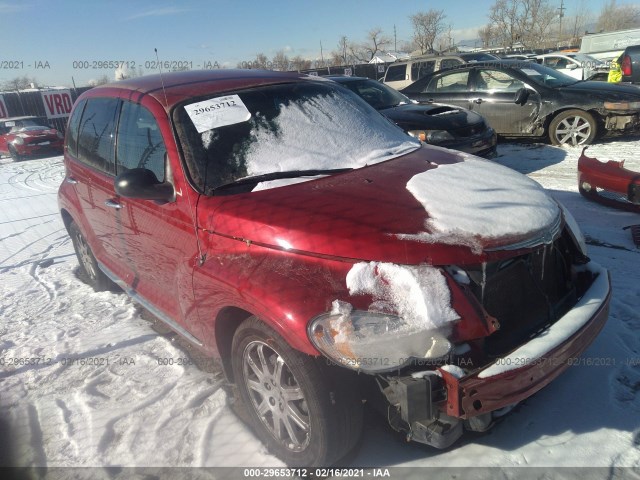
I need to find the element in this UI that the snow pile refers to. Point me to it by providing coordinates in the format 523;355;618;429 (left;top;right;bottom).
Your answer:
345;262;459;331
240;92;419;177
403;156;560;253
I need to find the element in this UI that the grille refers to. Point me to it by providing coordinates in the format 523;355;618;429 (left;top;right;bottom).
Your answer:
466;232;577;356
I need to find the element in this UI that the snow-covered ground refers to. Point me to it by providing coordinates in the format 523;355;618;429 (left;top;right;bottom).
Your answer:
0;139;639;477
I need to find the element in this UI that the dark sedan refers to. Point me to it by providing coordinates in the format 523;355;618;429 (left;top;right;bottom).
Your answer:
401;60;640;146
328;75;497;158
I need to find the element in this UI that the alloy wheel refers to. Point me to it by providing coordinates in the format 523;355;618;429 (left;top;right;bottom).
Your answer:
554;115;592;146
242;340;310;451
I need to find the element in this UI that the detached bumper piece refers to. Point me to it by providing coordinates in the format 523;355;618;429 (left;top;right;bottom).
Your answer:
578;149;640;213
378;262;610;449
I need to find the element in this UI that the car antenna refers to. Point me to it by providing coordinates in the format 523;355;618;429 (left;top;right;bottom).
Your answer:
154;48;169;107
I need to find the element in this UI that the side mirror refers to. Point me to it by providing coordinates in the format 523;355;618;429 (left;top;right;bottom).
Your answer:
514;87;530;106
115;168;175;203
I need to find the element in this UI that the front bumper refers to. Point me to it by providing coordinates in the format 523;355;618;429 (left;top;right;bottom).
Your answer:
439;128;497;159
15;139;64;156
578;150;640;213
382;261;610;447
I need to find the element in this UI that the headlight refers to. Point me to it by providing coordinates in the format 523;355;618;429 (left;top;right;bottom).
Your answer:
12;137;24;145
604;101;640;110
408;129;455;144
559;202;588;256
308;301;452;373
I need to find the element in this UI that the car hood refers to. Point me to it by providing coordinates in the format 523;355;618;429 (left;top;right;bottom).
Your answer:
380;103;484;130
558;81;640;99
197;146;561;265
13;128;59;138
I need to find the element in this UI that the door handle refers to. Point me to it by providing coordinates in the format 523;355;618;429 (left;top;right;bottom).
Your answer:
104;199;123;210
473;98;483;104
65;177;78;184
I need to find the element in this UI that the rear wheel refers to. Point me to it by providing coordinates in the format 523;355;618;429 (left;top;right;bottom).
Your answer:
549;109;597;146
69;221;113;291
231;317;363;466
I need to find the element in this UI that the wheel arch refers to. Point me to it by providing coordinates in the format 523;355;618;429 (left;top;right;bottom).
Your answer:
214;306;255;382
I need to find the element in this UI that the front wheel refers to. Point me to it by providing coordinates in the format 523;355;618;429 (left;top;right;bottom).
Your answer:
549;109;597;146
231;317;363;466
8;145;23;162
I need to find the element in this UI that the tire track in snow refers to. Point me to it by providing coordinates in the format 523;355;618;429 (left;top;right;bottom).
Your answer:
97;381;179;454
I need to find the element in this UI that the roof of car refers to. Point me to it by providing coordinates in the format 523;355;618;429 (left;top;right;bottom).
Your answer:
82;69;311;111
325;75;370;82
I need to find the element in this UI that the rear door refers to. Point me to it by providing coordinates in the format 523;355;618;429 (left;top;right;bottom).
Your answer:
67;97;133;281
403;69;473;108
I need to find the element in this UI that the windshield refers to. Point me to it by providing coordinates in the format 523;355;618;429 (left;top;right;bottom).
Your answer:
173;80;420;194
335;78;411;110
514;62;580;87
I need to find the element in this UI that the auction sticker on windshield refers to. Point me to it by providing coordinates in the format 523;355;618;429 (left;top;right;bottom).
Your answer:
184;94;251;133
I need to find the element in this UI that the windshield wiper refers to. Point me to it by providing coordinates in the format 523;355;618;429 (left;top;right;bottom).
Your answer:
214;168;353;191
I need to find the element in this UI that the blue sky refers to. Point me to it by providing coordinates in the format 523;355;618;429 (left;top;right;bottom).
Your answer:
0;0;614;86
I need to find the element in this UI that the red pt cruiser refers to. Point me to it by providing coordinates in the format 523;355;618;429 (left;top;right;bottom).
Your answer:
57;70;611;466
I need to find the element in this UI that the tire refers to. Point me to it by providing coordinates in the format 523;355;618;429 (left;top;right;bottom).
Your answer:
231;317;363;466
69;221;113;291
8;145;23;162
549;109;597;146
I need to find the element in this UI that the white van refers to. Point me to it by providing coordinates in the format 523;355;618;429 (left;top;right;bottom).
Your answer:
579;28;640;62
382;53;499;90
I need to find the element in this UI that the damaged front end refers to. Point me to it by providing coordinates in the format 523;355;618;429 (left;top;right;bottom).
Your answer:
308;213;611;450
578;148;640;213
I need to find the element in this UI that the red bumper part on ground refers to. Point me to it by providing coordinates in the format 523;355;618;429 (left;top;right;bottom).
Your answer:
578;149;640;213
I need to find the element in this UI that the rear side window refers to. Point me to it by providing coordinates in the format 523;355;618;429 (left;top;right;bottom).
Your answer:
77;97;120;174
65;99;86;158
425;71;470;93
385;65;407;82
440;58;462;69
411;61;435;81
116;101;166;182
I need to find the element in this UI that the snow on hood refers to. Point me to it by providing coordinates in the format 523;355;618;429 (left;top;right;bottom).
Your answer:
403;153;560;253
346;262;460;331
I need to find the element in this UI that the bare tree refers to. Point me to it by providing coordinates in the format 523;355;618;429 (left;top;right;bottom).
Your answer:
2;76;38;90
290;55;312;71
564;0;592;44
478;24;496;48
350;27;391;62
272;50;290;71
331;35;350;65
410;9;447;54
487;0;556;49
597;0;640;32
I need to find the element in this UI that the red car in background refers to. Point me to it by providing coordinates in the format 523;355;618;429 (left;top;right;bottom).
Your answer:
0;116;64;161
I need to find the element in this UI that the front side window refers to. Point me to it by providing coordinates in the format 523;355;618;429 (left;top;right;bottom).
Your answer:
425;71;470;93
77;97;120;173
116;101;166;182
475;69;525;92
173;81;419;195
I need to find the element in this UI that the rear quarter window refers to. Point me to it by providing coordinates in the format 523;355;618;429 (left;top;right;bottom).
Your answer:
385;65;407;82
65;99;86;158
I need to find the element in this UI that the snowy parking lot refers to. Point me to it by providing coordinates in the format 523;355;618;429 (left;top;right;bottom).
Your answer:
0;139;639;475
